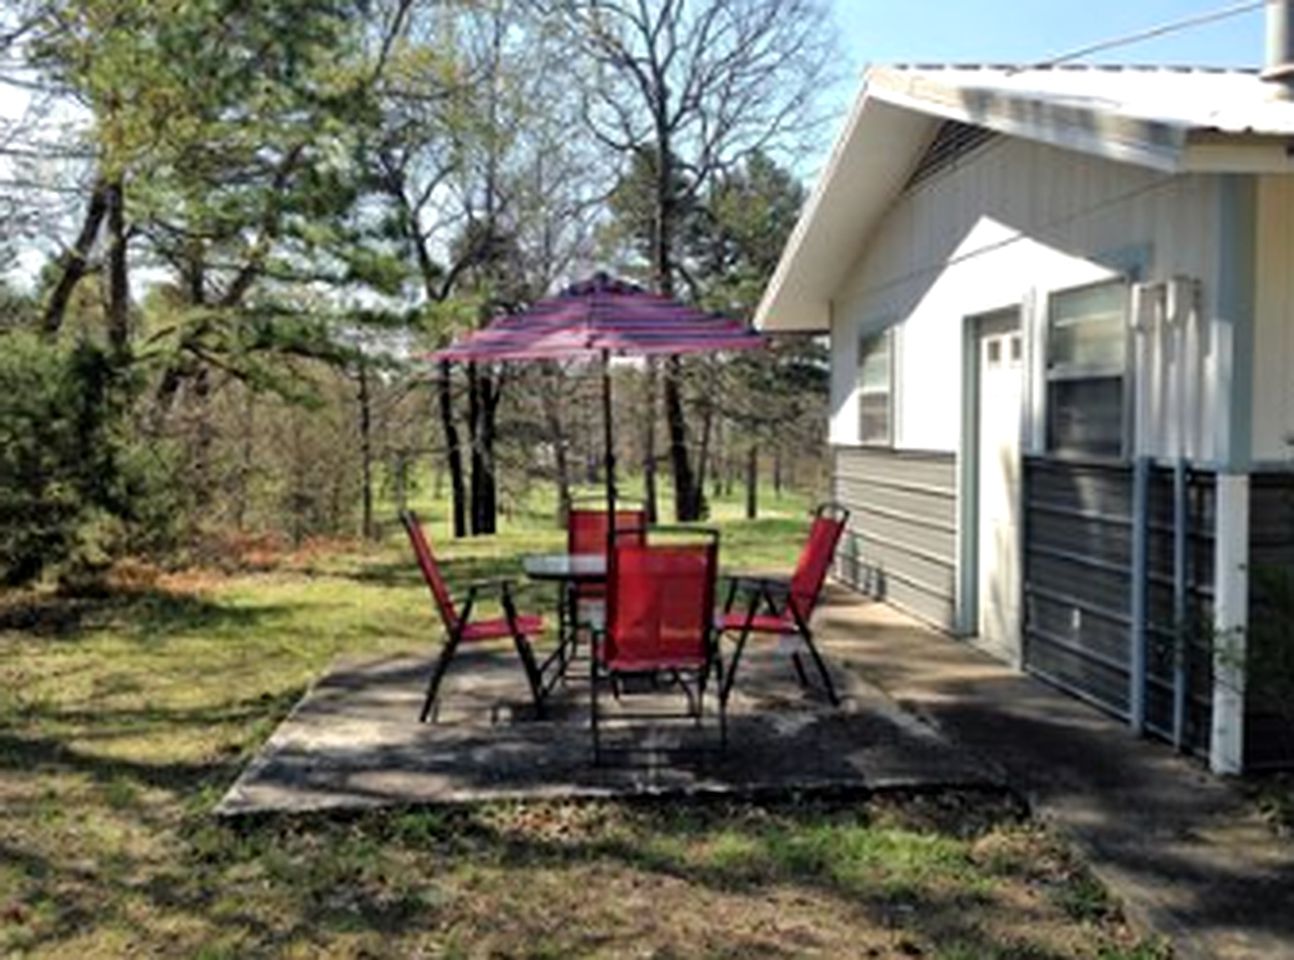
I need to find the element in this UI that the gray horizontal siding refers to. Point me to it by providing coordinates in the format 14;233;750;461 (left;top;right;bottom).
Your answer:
832;447;957;630
1022;457;1215;756
1245;471;1294;772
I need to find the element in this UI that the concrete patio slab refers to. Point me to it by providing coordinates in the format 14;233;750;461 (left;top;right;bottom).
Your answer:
216;629;996;816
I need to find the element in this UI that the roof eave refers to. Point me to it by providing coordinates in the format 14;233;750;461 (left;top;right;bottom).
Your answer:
755;83;939;333
866;66;1189;173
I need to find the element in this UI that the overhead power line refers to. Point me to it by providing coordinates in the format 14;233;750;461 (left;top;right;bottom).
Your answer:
1013;0;1268;72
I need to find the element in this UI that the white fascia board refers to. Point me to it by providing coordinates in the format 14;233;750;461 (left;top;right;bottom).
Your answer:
756;84;935;332
867;67;1188;174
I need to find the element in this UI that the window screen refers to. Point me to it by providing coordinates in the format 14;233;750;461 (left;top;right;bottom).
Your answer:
858;330;892;446
1046;281;1128;457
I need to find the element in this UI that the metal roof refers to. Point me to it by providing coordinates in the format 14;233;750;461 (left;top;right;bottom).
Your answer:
873;62;1294;140
756;63;1294;332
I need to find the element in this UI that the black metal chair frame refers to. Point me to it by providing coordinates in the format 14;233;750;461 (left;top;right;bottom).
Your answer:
400;511;547;723
718;502;850;708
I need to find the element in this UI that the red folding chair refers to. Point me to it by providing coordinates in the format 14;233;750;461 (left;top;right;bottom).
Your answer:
717;503;850;706
590;526;723;763
561;504;648;665
400;511;546;721
566;504;647;608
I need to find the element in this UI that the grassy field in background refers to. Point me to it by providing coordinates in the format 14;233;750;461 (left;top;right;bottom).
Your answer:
0;485;1167;957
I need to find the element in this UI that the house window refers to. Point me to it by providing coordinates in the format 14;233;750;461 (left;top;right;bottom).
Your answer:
858;330;892;445
1046;280;1129;458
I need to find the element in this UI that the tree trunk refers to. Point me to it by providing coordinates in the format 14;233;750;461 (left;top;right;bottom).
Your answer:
289;412;306;548
104;177;130;356
437;360;467;538
695;393;714;519
711;417;724;500
192;367;214;512
396;454;411;513
643;361;659;522
544;366;572;528
357;361;375;541
467;361;482;534
467;363;498;536
43;178;108;336
774;446;783;497
478;369;499;535
233;386;254;531
745;443;758;520
665;357;699;522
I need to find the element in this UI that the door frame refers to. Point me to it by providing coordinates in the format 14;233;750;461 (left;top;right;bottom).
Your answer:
956;306;1026;664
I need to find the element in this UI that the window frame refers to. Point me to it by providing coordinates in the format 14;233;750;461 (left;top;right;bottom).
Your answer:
1043;278;1134;461
857;327;894;448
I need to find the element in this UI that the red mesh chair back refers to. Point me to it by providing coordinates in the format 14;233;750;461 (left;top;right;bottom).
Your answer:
401;512;457;629
604;537;718;669
567;508;648;557
788;511;847;621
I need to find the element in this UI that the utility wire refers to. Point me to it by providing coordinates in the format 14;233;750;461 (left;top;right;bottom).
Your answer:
1011;0;1268;72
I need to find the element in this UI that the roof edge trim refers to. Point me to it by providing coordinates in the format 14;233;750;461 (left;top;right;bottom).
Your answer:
866;68;1188;173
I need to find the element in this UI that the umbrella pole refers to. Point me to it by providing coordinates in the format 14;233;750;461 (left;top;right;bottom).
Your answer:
602;349;616;558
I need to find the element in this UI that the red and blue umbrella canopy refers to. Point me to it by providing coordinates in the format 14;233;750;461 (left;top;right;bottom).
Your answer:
430;272;765;363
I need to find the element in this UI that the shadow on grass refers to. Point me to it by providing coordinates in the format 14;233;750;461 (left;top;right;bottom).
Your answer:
0;689;307;795
1;690;303;744
158;793;1127;960
0;587;296;641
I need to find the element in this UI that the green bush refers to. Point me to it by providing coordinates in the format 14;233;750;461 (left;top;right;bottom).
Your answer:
0;333;178;585
1248;564;1294;722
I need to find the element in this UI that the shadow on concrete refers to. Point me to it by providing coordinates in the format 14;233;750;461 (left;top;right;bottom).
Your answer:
815;586;1294;959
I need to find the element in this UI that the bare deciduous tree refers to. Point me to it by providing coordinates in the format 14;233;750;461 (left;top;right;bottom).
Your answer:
544;0;838;520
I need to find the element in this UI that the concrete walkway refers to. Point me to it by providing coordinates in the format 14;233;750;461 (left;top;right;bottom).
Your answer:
815;588;1294;960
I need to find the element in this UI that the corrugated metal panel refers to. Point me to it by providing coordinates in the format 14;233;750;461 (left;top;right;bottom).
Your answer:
832;447;957;630
1245;471;1294;772
1022;457;1215;754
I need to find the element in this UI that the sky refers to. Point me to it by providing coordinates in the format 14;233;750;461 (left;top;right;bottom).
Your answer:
830;0;1263;74
811;0;1267;165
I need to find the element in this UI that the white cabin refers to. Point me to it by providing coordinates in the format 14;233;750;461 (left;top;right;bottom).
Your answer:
758;63;1294;775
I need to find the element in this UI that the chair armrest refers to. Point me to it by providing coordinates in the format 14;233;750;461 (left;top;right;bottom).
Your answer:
725;573;790;593
722;575;792;620
455;578;526;627
459;578;516;595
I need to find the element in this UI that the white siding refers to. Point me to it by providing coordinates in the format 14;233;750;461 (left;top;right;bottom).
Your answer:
829;136;1224;458
1253;174;1294;464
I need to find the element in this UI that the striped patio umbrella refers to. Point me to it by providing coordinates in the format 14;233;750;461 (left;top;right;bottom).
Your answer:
430;272;766;527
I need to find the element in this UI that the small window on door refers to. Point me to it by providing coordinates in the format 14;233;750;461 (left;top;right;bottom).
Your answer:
1045;280;1129;458
858;330;892;446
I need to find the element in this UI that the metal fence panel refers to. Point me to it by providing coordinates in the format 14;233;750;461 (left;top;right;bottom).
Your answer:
1022;457;1215;755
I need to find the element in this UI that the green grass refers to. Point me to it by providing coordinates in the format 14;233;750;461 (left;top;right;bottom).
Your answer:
0;485;1165;957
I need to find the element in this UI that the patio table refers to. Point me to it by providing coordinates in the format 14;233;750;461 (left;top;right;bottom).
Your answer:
522;553;607;689
522;553;607;583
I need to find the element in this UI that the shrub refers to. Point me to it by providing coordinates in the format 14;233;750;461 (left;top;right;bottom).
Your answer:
0;333;178;585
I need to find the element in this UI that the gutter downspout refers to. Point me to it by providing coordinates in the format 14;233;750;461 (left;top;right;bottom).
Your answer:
1263;0;1294;99
1170;279;1199;751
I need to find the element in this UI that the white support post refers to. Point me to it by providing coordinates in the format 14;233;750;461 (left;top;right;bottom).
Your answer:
1210;473;1250;775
